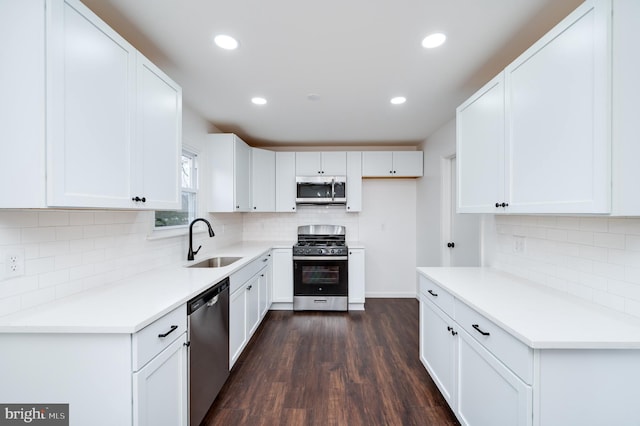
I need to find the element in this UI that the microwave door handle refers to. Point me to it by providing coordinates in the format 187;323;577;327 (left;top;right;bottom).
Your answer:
332;178;335;201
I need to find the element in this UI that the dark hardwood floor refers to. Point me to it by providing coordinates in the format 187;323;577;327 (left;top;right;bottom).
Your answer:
202;298;460;426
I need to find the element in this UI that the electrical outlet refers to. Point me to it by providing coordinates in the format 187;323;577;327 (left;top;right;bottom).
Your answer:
514;236;526;254
5;250;25;277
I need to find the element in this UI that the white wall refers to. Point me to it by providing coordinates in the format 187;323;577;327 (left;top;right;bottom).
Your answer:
243;179;418;297
416;118;456;267
0;105;243;317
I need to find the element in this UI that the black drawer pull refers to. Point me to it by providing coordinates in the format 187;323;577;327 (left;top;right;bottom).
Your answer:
158;325;178;338
427;289;438;297
472;324;490;336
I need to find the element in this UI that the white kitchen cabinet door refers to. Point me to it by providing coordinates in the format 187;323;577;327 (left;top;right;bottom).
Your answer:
207;134;252;212
0;0;46;208
392;151;423;177
252;148;276;211
457;329;532;426
275;152;297;212
295;152;346;175
271;248;293;303
295;152;322;175
259;262;271;318
47;0;136;208
229;286;247;368
362;151;423;177
419;296;457;410
134;53;181;210
348;248;365;304
321;152;347;175
505;0;610;214
362;152;393;177
133;334;188;426
456;73;506;213
346;152;362;212
245;274;261;337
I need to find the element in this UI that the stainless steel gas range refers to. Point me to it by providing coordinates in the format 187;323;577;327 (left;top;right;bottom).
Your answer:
292;225;348;311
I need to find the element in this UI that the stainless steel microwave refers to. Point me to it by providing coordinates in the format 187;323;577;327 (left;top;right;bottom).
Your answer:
295;176;346;205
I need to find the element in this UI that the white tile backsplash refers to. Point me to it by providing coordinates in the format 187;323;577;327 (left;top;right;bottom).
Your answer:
0;209;243;317
492;215;640;318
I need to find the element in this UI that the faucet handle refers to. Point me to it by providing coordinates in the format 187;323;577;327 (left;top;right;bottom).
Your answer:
193;245;202;255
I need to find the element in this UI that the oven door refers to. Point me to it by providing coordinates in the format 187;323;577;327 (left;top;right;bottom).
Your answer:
293;256;348;296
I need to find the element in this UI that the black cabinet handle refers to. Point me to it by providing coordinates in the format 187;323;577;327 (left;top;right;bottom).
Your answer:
158;325;178;338
495;202;500;208
247;285;253;291
447;242;455;248
501;202;508;208
472;324;490;336
183;341;191;348
447;326;453;332
254;206;257;210
427;289;438;297
132;196;146;203
451;330;458;336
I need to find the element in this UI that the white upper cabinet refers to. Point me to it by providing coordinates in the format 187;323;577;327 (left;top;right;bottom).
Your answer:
207;134;252;212
133;54;182;210
275;152;297;212
362;151;423;177
611;0;640;215
457;0;614;214
251;148;276;212
0;0;46;208
346;152;362;212
1;0;181;210
457;74;506;213
295;152;346;175
505;0;610;214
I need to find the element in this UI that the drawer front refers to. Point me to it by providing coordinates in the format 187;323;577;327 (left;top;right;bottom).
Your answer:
455;299;533;384
419;275;454;318
230;251;271;294
132;304;187;371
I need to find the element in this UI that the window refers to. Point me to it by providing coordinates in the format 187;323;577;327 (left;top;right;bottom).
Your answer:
155;149;198;228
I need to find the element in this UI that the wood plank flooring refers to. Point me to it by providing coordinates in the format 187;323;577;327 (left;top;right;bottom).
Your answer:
201;298;460;426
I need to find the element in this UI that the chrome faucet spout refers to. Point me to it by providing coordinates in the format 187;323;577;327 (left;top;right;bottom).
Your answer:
188;218;215;261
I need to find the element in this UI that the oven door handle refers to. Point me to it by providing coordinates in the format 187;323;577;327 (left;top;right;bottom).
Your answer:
293;256;348;261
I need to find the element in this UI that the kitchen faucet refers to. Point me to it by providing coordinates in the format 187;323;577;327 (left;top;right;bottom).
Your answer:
188;218;215;261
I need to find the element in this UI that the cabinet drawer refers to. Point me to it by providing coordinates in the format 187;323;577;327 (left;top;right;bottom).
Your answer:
419;275;454;318
455;300;533;384
230;251;271;293
132;305;187;371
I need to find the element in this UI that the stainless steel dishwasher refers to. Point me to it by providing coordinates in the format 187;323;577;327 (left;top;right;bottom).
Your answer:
187;277;230;426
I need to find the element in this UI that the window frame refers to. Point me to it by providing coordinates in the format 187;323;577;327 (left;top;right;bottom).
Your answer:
154;147;199;230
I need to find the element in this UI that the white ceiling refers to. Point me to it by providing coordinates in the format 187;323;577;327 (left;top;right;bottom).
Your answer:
81;0;582;147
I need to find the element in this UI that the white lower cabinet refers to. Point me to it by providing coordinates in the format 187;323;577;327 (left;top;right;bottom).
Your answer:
348;248;365;309
133;334;188;426
0;305;188;426
419;295;457;409
418;275;533;426
457;329;532;426
271;248;293;306
229;252;272;368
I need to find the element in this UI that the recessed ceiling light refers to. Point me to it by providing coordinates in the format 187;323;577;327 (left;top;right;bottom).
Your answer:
251;97;267;105
422;32;446;49
390;96;406;105
214;34;239;50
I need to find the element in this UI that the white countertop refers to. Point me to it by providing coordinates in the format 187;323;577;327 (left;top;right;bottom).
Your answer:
417;267;640;349
0;241;292;334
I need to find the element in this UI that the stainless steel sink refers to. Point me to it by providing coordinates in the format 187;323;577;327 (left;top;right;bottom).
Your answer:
187;256;242;268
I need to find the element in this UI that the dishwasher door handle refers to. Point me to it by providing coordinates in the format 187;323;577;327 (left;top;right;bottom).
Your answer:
206;295;219;307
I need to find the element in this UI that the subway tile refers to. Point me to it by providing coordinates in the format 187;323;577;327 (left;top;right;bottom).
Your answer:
39;270;70;289
593;232;625;249
547;229;568;242
567;230;594;246
39;241;70;257
55;226;84;241
0;211;38;228
69;211;95;226
83;225;106;239
0;228;21;245
625;298;640;318
592;289;625;312
38;211;69;227
608;278;640;301
22;227;56;244
25;257;55;275
579;217;608;232
625;235;640;252
54;280;84;299
0;295;21;317
577;245;607;262
0;276;38;298
555;216;579;230
55;253;83;270
593;261;625;280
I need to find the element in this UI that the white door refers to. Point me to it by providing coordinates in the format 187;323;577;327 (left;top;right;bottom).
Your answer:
133;335;188;426
444;157;481;266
